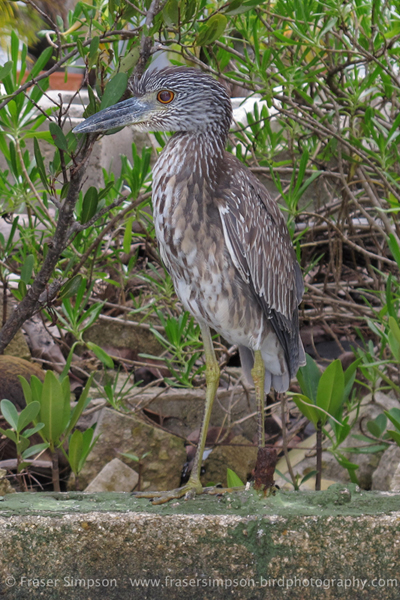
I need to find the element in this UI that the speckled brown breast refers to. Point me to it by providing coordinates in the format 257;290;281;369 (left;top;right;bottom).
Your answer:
153;134;270;350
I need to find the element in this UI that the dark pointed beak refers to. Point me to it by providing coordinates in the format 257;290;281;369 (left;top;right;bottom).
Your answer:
72;97;147;134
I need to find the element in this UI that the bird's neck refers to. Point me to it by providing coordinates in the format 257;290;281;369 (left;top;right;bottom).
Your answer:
162;129;227;184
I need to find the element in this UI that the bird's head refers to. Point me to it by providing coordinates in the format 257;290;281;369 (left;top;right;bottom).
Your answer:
73;67;232;136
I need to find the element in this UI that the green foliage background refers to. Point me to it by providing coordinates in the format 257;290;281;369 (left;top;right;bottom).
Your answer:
0;0;399;387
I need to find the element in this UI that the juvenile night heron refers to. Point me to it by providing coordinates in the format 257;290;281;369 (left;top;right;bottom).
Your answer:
74;67;305;502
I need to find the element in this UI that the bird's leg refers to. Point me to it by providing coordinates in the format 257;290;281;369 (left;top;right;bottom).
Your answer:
252;353;279;495
188;324;220;491
132;324;224;504
251;350;265;448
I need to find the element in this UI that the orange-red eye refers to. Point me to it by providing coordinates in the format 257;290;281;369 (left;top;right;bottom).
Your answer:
157;90;174;104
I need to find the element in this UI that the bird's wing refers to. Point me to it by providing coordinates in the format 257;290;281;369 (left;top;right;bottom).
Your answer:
218;159;304;374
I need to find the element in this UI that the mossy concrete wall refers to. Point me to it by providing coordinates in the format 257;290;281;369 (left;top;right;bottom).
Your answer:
0;486;399;599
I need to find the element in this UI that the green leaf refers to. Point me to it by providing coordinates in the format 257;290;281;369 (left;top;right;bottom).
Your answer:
89;36;100;61
16;437;30;455
0;428;17;443
18;280;27;299
33;137;48;190
68;429;83;474
59;275;84;301
224;0;264;15
18;376;32;405
389;316;400;345
274;468;294;487
4;217;19;253
1;399;19;430
297;354;321;402
83;85;100;119
345;444;388;454
76;38;86;59
30;46;53;79
100;72;128;110
343;358;360;402
97;180;115;201
367;414;387;438
384;408;400;432
118;45;140;73
49;122;69;153
119;451;139;462
77;302;103;331
226;468;244;487
62;375;71;417
60;342;79;383
123;216;133;254
316;359;344;423
66;374;94;437
80;432;98;472
273;30;302;45
22;423;45;438
163;0;179;26
17;401;41;433
334;454;359;471
387;430;400;446
10;30;19;75
20;254;34;284
195;14;227;46
79;428;96;470
87;342;114;368
224;0;246;14
299;470;318;486
291;394;320;427
183;0;196;21
81;186;99;224
388;234;400;270
318;17;337;40
21;442;49;459
30;375;43;404
40;371;68;444
0;61;13;81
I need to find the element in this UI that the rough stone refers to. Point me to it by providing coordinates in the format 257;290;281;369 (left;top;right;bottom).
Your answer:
127;381;257;442
84;458;139;492
329;392;400;489
0;356;45;410
390;462;400;492
371;444;400;492
77;408;186;491
0;469;15;495
201;435;257;487
0;487;399;599
83;317;163;358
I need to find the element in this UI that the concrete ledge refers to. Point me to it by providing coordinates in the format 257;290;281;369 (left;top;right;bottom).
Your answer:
0;486;399;599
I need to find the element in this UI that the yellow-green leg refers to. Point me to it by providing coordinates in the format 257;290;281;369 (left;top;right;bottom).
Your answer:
188;323;220;491
133;324;228;504
251;350;265;448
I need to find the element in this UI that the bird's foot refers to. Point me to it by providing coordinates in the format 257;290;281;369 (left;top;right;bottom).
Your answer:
132;479;203;505
132;479;242;505
202;485;243;496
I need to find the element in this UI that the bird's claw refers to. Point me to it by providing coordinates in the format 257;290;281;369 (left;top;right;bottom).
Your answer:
132;480;203;505
203;485;242;495
132;482;244;505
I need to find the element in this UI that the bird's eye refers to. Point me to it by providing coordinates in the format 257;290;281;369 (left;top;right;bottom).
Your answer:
157;90;174;104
